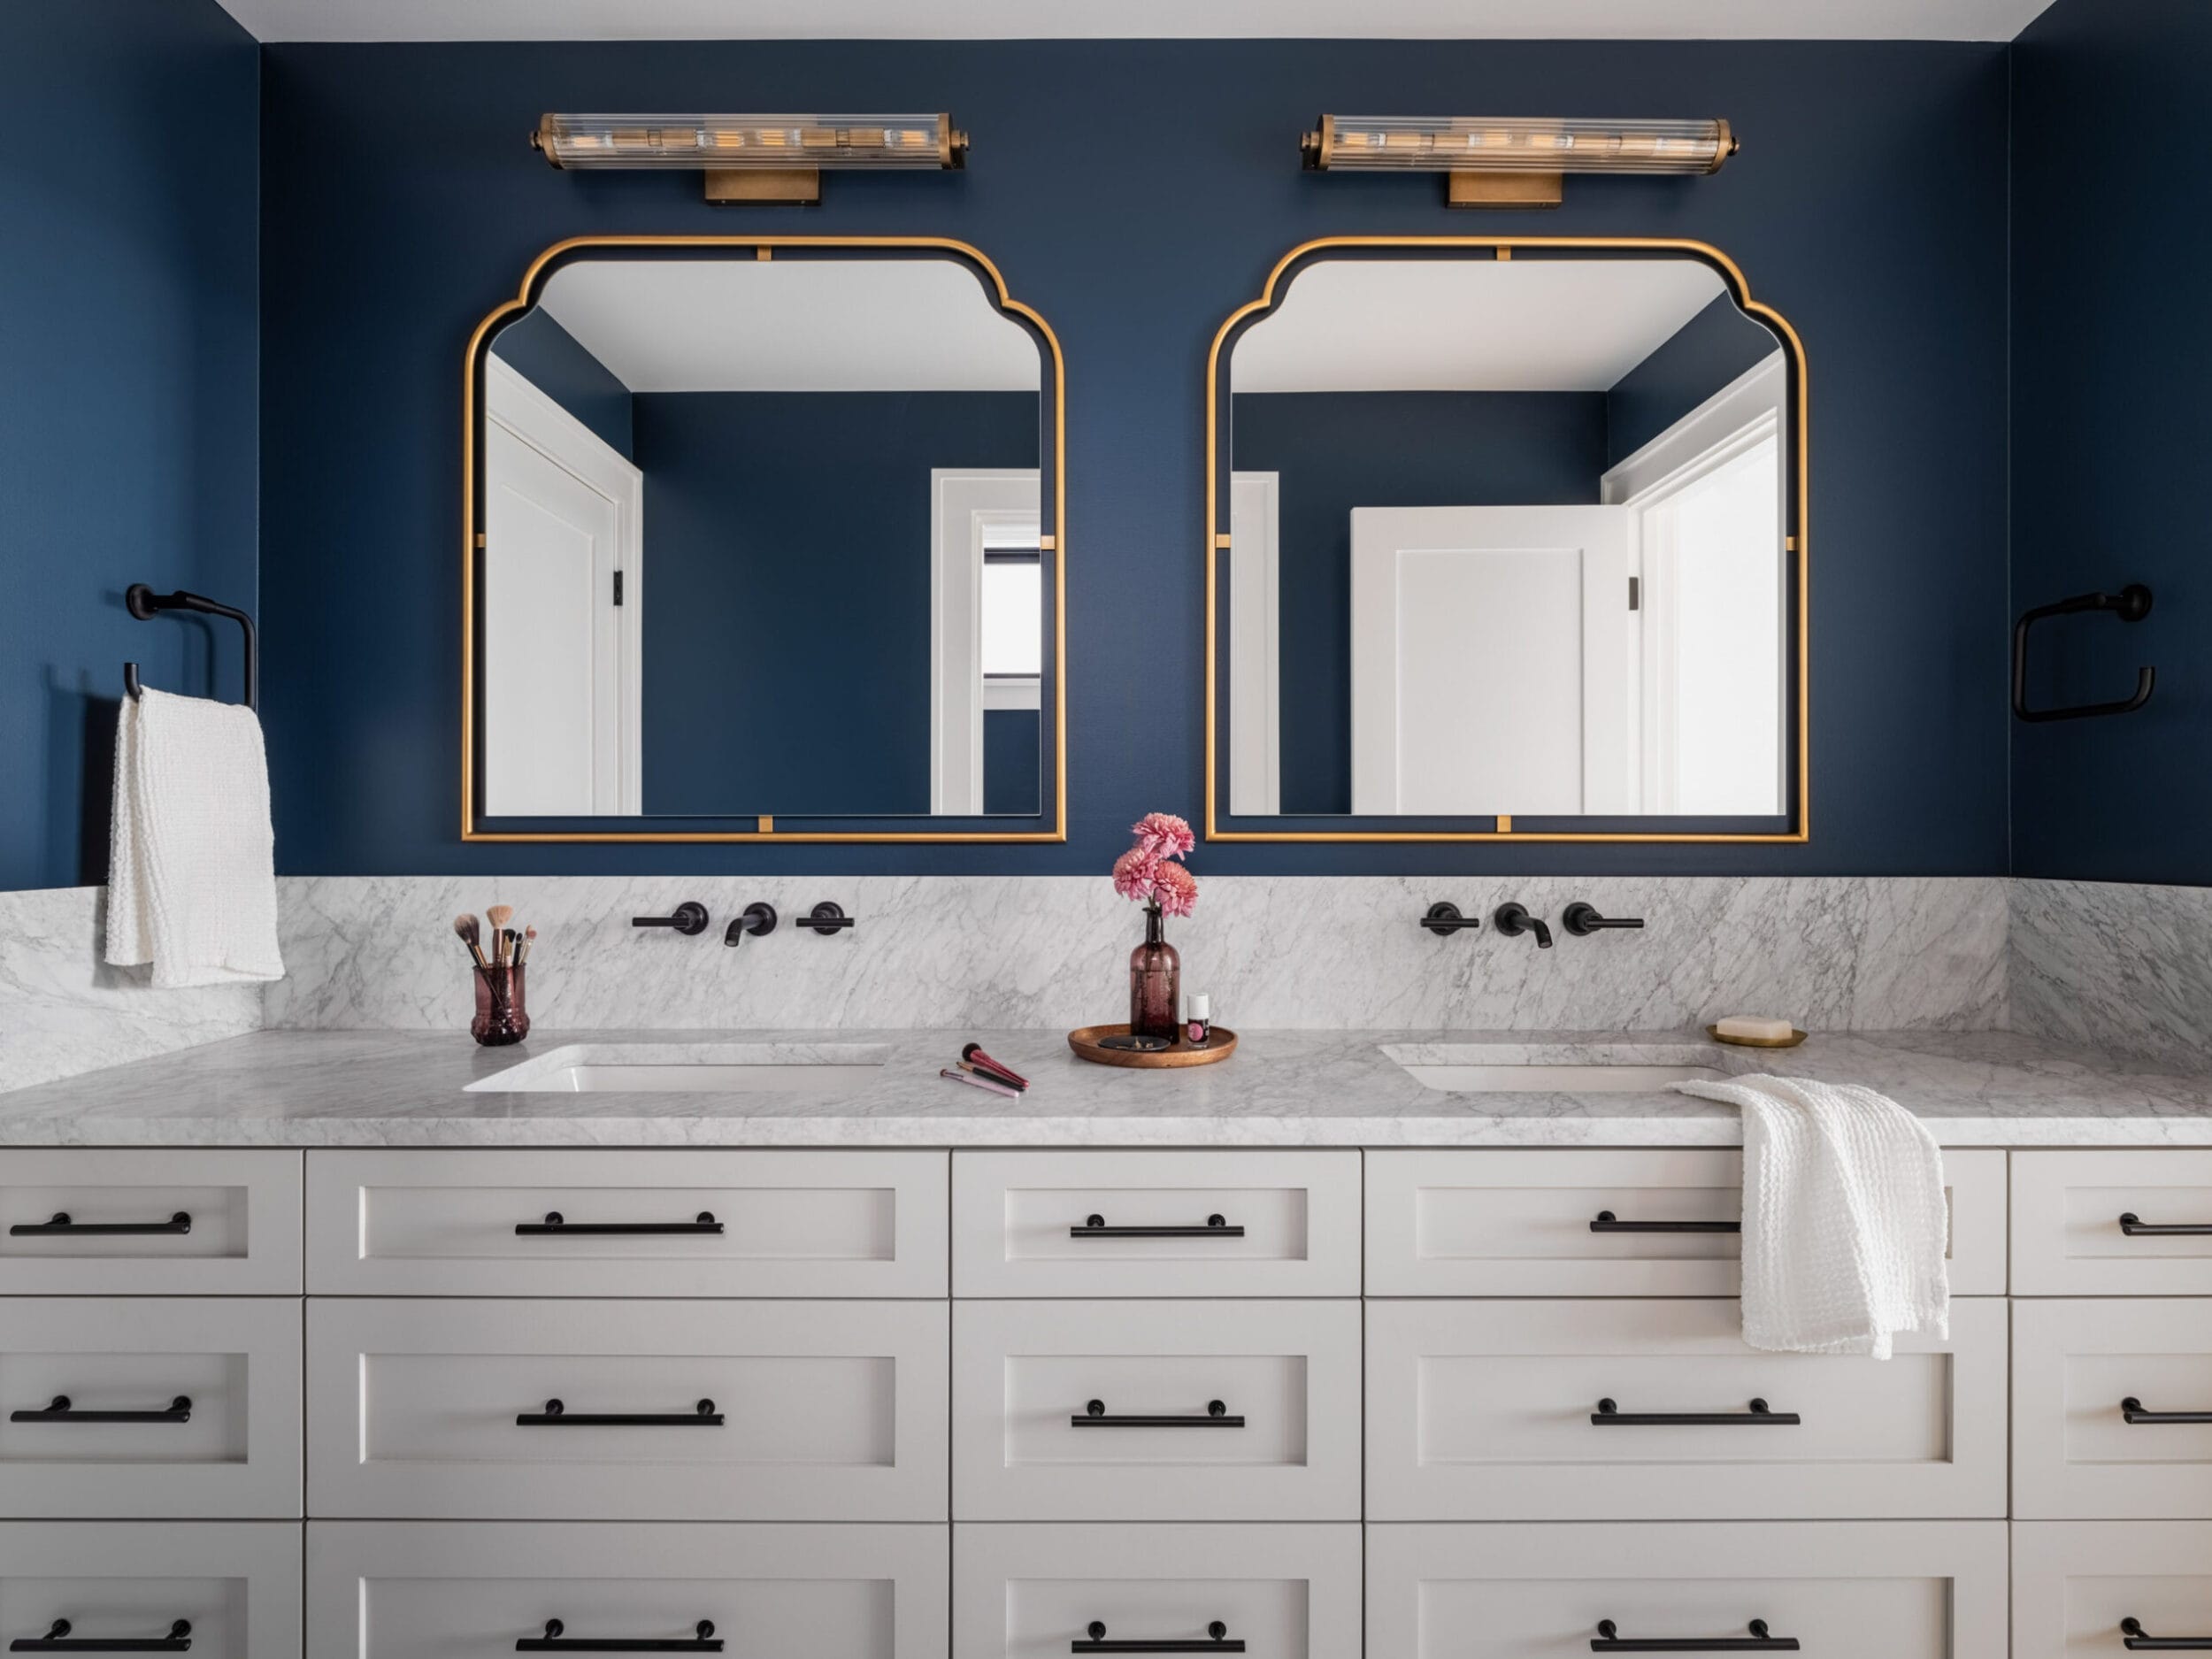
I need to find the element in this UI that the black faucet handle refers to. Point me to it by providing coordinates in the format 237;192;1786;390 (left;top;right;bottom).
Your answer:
796;902;857;935
1420;902;1480;937
633;902;710;936
1494;902;1553;949
1563;902;1645;937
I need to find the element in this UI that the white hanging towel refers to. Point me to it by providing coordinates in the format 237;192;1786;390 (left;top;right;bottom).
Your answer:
1669;1073;1948;1359
105;687;285;987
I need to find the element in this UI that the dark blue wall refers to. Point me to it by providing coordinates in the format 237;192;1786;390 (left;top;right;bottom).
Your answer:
985;709;1041;817
0;0;258;890
1233;390;1608;814
491;310;634;458
1607;293;1783;467
631;390;1037;816
257;38;2012;876
2011;0;2212;884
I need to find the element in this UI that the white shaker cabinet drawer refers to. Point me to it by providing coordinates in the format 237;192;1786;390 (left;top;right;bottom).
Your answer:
952;1523;1359;1659
0;1298;302;1519
2014;1523;2212;1659
1366;1521;2008;1659
1366;1297;2008;1520
308;1521;948;1659
2013;1150;2212;1294
1366;1147;2007;1296
951;1150;1359;1297
2015;1298;2212;1518
307;1148;947;1296
951;1299;1361;1521
0;1521;302;1658
307;1298;948;1521
0;1150;302;1295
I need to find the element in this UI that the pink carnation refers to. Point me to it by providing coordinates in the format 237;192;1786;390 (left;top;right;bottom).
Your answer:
1151;860;1199;918
1131;811;1195;862
1111;847;1160;902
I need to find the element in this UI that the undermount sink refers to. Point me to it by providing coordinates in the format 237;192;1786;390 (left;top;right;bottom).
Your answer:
469;1043;891;1094
1380;1043;1731;1094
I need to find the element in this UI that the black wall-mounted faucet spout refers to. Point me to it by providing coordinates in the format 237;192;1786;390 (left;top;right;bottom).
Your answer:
725;902;778;947
1494;902;1552;949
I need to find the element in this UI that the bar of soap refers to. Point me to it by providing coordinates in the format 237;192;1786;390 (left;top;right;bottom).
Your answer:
1716;1015;1796;1042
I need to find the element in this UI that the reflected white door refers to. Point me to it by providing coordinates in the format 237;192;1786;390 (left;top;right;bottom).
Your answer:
1350;504;1635;816
483;359;641;817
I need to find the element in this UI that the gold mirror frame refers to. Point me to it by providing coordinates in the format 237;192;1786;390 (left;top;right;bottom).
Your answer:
1204;234;1809;844
461;234;1067;843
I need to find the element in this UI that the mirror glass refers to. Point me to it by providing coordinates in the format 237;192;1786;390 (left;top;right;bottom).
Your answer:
1222;256;1791;820
478;255;1048;819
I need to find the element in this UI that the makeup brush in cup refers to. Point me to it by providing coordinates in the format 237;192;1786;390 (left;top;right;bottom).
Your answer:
452;914;489;970
516;926;537;967
486;905;515;965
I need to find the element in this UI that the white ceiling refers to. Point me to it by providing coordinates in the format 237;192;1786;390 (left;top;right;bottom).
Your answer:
531;258;1041;392
214;0;2055;42
1232;259;1758;394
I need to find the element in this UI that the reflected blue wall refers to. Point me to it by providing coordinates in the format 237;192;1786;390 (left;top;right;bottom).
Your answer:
490;311;634;458
2011;0;2212;884
0;0;257;890
1607;294;1784;468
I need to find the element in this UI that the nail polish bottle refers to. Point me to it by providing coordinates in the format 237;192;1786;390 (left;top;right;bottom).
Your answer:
1185;993;1211;1048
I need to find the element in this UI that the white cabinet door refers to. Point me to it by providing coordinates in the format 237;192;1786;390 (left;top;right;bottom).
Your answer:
1367;1521;2008;1659
2014;1522;2212;1658
308;1521;947;1659
308;1298;948;1521
1366;1148;2006;1296
953;1523;1359;1659
0;1298;302;1518
0;1522;301;1658
2015;1297;2212;1518
0;1150;302;1294
952;1150;1360;1297
952;1300;1361;1521
1366;1297;2008;1520
307;1148;948;1297
2013;1150;2212;1294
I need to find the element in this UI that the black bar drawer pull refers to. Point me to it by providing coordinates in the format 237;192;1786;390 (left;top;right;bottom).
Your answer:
517;1398;724;1427
2120;1212;2212;1236
1071;1214;1245;1239
1073;1619;1243;1653
517;1211;723;1236
11;1618;192;1652
1592;1618;1797;1652
2122;1396;2212;1425
517;1617;722;1652
12;1394;191;1425
1590;1210;1739;1234
2124;1617;2212;1650
1593;1397;1799;1426
1072;1398;1243;1428
8;1212;191;1238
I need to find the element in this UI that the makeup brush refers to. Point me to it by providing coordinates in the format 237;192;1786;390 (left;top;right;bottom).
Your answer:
453;914;489;970
941;1066;1021;1101
516;926;537;968
486;904;515;964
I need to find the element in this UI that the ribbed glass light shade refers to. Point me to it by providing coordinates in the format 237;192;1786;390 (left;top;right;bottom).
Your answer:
1306;116;1732;174
534;114;964;170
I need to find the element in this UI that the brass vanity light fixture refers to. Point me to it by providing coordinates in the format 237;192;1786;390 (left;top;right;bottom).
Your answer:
531;113;968;205
1300;116;1735;208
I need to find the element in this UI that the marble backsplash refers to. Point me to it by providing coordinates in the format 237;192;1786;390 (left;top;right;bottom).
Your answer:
265;875;2010;1035
0;886;265;1092
2011;879;2212;1071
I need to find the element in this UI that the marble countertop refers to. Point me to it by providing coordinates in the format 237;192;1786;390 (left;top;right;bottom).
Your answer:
4;1025;2212;1147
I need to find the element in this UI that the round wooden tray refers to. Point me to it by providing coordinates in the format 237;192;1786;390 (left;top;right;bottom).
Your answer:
1069;1023;1239;1068
1706;1024;1809;1048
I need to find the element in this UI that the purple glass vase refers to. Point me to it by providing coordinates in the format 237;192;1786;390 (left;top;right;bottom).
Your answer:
1128;903;1181;1043
471;964;530;1047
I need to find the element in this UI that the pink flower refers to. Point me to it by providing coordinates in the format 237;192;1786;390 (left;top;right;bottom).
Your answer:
1111;847;1160;902
1131;811;1195;862
1151;860;1199;918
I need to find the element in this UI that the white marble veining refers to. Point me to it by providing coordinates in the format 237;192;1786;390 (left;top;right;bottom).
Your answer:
3;1023;2208;1148
0;887;264;1093
2010;879;2212;1070
266;875;2009;1033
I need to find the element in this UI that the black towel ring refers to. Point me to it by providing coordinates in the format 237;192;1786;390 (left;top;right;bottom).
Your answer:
2011;583;2154;723
122;584;258;710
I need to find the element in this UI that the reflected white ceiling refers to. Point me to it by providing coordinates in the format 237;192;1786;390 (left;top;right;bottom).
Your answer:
1232;260;1757;394
533;258;1041;393
214;0;2055;41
